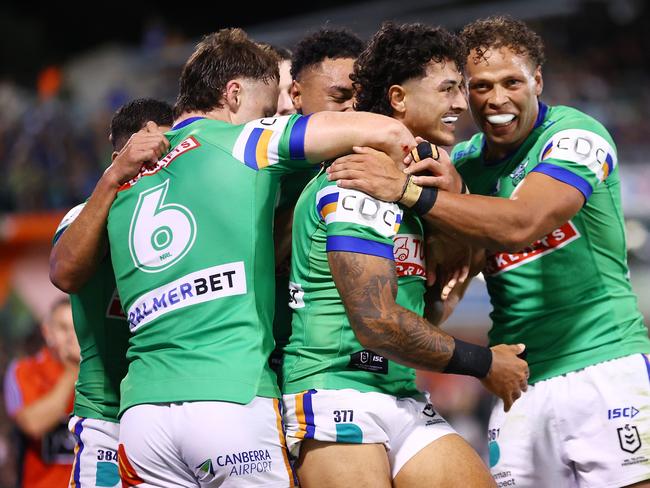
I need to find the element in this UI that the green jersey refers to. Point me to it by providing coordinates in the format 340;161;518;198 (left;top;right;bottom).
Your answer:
271;168;319;378
283;171;426;397
452;103;650;384
53;204;130;422
107;115;312;415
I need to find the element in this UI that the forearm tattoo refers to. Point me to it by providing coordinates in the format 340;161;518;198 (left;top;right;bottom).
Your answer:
329;251;454;371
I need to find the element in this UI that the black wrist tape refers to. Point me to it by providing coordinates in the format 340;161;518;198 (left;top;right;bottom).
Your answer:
412;187;438;216
443;338;493;378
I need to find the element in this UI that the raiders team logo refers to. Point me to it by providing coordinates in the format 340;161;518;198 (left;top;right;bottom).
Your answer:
509;159;529;185
618;424;642;454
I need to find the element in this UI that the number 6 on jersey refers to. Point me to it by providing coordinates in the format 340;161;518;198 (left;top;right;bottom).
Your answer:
129;179;197;272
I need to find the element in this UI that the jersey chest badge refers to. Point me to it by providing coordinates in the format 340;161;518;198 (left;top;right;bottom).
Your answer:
509;159;529;186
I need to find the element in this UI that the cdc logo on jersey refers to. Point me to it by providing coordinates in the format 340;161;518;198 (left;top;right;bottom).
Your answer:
336;189;401;237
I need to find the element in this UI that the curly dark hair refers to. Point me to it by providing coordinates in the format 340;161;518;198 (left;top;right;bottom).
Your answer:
352;22;467;116
290;28;365;80
110;98;173;151
460;16;545;68
174;28;279;118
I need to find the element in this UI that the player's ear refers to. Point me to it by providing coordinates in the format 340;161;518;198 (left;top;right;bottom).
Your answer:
111;151;119;162
290;80;302;112
388;85;406;115
534;66;543;97
225;79;243;112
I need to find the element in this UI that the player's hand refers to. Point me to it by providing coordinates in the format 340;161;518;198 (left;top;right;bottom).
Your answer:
439;261;471;300
327;146;407;202
403;144;464;193
480;344;529;412
105;121;170;187
424;228;472;297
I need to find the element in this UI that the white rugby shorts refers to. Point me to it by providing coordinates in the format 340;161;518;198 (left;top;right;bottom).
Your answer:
118;398;296;487
68;416;121;488
488;353;650;487
282;388;456;478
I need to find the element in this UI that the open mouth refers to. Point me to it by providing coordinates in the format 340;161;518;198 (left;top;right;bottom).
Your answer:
486;114;516;126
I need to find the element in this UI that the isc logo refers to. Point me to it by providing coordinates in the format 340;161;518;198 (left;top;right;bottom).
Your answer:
608;406;639;420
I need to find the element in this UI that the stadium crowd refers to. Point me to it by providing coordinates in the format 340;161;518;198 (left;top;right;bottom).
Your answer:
0;14;648;214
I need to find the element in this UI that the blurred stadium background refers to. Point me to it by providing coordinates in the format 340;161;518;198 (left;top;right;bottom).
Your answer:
1;0;648;484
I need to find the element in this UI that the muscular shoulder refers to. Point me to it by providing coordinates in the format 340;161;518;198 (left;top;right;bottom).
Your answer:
531;105;618;198
538;105;614;145
534;106;617;179
227;114;309;171
315;179;402;239
53;202;86;244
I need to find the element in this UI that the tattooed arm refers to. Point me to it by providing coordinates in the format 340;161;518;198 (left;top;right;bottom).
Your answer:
329;250;530;411
329;250;455;371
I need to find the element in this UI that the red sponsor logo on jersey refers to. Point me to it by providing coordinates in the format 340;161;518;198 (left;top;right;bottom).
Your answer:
393;234;426;278
106;288;127;319
118;137;200;191
484;221;580;276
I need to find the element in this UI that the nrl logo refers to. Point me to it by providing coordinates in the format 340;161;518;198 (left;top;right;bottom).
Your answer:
618;424;642;454
422;403;436;418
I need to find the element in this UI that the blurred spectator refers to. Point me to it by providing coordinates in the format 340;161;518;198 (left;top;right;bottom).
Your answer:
0;8;649;213
36;67;62;101
3;298;79;488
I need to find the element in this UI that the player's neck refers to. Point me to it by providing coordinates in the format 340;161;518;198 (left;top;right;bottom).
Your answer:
484;119;538;161
484;142;519;162
174;108;234;127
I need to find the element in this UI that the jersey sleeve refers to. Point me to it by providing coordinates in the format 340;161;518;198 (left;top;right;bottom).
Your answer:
315;183;402;260
530;121;617;201
52;202;86;244
230;114;312;174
